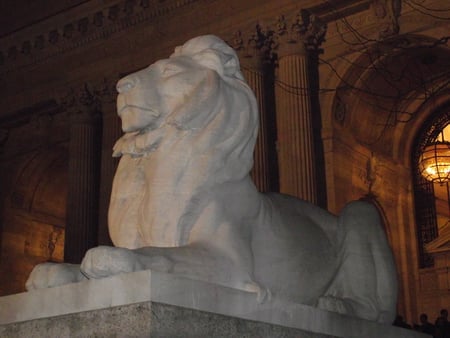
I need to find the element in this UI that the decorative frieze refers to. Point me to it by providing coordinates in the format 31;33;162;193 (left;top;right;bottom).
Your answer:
63;23;74;39
21;41;31;55
0;0;199;72
49;30;60;45
78;18;90;35
34;35;45;50
93;11;104;27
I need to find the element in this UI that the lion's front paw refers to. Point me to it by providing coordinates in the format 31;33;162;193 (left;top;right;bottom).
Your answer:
80;246;144;279
26;262;85;290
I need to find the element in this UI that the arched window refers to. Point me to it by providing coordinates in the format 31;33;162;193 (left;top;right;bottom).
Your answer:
412;105;450;268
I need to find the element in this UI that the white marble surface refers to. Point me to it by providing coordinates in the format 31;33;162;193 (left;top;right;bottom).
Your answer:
2;270;426;338
26;35;398;324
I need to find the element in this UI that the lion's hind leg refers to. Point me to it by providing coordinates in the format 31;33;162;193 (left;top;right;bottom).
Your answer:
317;201;397;323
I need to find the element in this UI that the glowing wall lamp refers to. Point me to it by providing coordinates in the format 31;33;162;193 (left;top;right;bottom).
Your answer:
419;140;450;184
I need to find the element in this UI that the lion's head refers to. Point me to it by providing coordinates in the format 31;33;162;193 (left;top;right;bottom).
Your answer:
114;34;259;182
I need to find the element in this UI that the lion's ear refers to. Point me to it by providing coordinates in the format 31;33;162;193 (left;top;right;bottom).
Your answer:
192;48;241;79
191;50;225;76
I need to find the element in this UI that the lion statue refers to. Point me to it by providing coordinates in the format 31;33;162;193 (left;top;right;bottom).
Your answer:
26;35;397;323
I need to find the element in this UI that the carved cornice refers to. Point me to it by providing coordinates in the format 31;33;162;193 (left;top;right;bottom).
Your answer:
0;0;199;73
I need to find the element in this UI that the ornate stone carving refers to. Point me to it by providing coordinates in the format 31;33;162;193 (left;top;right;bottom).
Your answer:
95;78;118;105
0;0;199;71
231;24;274;66
124;0;137;16
29;113;52;130
334;93;347;124
63;24;74;39
93;11;104;27
59;84;101;124
274;10;327;55
108;5;120;21
49;30;60;44
21;41;31;55
140;0;150;8
248;24;275;60
47;228;64;261
34;35;45;49
78;18;89;35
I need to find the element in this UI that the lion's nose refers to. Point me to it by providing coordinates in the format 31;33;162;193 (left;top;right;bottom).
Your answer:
116;77;135;93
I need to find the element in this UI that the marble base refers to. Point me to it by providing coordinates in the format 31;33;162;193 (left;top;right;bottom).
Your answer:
0;270;427;338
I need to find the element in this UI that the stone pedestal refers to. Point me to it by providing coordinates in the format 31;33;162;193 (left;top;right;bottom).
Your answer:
0;270;428;338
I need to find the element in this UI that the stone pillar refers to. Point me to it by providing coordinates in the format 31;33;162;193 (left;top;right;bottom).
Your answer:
97;81;122;246
232;27;277;192
274;11;326;203
63;87;102;263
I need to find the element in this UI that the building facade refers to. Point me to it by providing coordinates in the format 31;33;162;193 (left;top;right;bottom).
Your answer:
0;0;449;325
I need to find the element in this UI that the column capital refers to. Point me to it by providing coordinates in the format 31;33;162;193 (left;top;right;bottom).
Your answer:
274;10;327;58
231;24;275;70
59;84;102;124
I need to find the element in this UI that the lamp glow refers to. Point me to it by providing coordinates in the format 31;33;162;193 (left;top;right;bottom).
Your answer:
419;141;450;184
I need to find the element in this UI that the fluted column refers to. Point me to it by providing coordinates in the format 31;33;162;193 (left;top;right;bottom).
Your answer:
232;27;276;192
274;11;326;203
63;87;102;263
97;82;122;246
